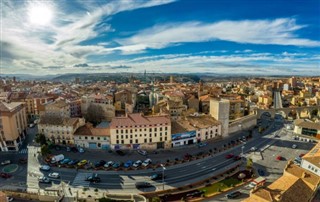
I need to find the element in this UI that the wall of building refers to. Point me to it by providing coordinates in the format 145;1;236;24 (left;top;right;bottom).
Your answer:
301;160;320;176
74;135;110;150
210;98;230;136
228;114;257;134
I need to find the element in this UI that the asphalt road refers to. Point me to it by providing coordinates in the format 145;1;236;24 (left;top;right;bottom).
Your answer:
273;91;283;109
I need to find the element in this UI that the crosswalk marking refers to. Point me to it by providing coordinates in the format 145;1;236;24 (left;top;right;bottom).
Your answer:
72;172;91;187
19;148;28;154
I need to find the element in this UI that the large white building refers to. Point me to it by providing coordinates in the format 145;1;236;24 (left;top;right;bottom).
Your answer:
301;142;320;176
109;113;171;150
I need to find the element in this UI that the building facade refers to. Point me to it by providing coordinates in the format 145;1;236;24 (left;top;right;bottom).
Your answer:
110;113;171;150
210;98;230;136
0;102;28;151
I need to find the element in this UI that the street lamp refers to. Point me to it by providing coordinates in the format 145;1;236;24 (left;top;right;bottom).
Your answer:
160;164;166;190
241;146;245;156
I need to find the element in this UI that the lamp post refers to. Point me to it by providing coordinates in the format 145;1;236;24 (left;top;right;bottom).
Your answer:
160;164;166;190
241;146;245;156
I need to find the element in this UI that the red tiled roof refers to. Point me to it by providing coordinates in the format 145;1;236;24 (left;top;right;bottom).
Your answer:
110;113;170;128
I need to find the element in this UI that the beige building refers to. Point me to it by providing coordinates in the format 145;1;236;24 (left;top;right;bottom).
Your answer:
38;115;85;145
0;101;28;151
110;113;171;150
210;98;230;136
301;142;320;176
81;94;115;121
45;100;70;118
74;123;111;150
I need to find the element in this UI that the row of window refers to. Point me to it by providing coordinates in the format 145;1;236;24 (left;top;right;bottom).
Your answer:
116;132;168;139
116;137;167;144
308;165;319;173
78;136;108;141
116;127;168;134
116;123;168;128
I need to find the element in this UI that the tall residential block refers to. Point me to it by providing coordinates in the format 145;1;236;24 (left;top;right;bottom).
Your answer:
0;101;28;151
209;98;230;136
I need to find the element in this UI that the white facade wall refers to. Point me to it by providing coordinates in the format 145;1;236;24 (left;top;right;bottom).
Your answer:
301;159;320;176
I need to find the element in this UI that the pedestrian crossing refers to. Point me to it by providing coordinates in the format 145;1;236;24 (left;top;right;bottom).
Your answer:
19;148;28;154
72;172;91;187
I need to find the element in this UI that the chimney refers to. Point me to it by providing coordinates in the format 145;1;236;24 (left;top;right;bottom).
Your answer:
302;172;309;178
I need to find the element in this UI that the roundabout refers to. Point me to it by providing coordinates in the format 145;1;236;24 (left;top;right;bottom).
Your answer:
2;164;18;173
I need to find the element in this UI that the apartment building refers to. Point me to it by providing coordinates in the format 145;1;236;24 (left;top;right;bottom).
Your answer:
0;101;27;151
81;94;115;121
45;100;70;118
38;115;85;145
110;113;171;150
301;142;320;176
74;123;110;150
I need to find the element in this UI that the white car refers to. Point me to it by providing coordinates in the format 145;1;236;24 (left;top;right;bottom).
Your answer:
104;161;114;168
79;148;85;153
292;144;297;149
6;197;14;201
1;160;11;165
250;147;257;152
133;160;142;168
48;172;60;179
142;158;152;167
40;165;51;171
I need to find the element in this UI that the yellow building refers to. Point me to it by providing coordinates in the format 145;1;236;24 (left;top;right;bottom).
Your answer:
300;90;312;98
243;161;320;202
0;101;28;151
110;113;171;150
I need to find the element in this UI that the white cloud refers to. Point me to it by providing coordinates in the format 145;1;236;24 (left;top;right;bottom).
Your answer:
116;18;320;53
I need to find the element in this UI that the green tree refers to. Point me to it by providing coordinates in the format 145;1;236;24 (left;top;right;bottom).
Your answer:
35;133;47;145
41;145;51;156
85;104;104;126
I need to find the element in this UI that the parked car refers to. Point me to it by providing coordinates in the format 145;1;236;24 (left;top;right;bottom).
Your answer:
135;181;152;189
6;197;14;201
150;173;164;181
276;155;283;161
184;153;192;160
38;176;51;184
299;153;305;158
142;159;152;167
29;123;35;128
116;150;125;156
77;160;87;166
0;172;12;179
66;147;71;152
40;165;51;171
292;144;297;149
1;160;11;166
133;160;142;168
19;158;27;164
68;159;80;166
137;149;147;156
60;158;71;165
71;147;78;153
225;154;234;159
124;160;133;168
94;160;106;168
112;162;121;168
85;174;101;183
104;161;114;168
48;172;60;179
78;148;85;153
250;147;257;152
226;191;241;199
186;190;205;198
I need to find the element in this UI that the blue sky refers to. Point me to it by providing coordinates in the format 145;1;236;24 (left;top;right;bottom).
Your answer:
1;0;319;75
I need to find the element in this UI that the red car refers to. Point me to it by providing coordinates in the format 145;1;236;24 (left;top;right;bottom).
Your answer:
276;155;283;161
0;172;12;179
226;154;234;159
233;156;241;161
299;154;305;158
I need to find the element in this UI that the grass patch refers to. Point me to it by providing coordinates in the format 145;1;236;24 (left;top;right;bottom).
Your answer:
199;178;241;196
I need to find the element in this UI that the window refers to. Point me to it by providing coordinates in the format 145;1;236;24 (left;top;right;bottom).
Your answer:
79;137;81;140
160;137;162;141
144;139;147;143
116;140;119;144
126;135;128;139
97;137;100;140
91;137;94;140
130;140;132;144
155;128;157;132
85;137;88;140
165;137;167;141
104;137;107;140
149;128;152;132
121;130;123;133
121;140;124;144
126;129;128;133
160;127;162;131
149;134;152;137
135;139;138;143
149;138;152;142
144;128;146;131
165;127;167;130
116;130;118;134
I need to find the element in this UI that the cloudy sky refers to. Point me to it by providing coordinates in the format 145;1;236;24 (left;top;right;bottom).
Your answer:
1;0;319;75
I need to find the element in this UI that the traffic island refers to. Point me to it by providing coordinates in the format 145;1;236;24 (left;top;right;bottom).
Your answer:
2;164;18;173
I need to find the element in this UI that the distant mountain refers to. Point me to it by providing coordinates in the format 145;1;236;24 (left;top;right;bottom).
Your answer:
0;74;61;80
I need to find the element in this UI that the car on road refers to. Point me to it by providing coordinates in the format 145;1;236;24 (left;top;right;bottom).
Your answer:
0;172;12;179
38;176;51;184
276;155;283;161
137;149;147;156
68;159;79;166
150;173;165;181
1;160;11;165
142;159;152;167
85;174;101;183
104;161;114;168
250;147;257;152
40;165;51;171
135;181;152;189
197;142;207;148
292;144;297;149
233;156;241;161
112;162;121;168
124;160;133;168
133;160;142;168
225;154;234;159
77;160;87;166
94;160;106;168
48;172;60;179
258;169;265;176
184;153;192;160
226;191;241;199
116;150;125;156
